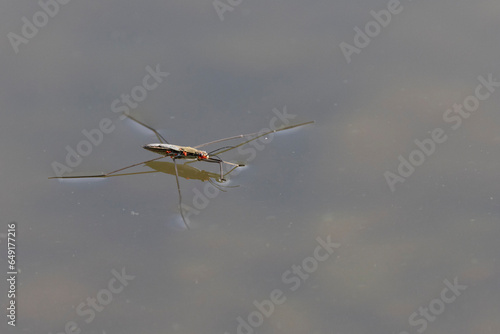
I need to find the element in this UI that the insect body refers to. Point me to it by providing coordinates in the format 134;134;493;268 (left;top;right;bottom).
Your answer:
142;142;239;182
143;144;208;160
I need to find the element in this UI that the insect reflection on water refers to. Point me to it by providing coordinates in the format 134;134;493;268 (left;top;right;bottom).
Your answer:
50;114;314;229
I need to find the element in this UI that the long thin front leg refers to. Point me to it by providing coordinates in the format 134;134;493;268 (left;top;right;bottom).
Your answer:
194;120;314;149
173;158;190;230
219;162;226;182
203;158;241;182
48;156;168;179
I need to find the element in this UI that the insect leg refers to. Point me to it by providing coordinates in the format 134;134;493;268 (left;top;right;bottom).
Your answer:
202;157;243;182
194;120;314;149
123;114;169;144
207;146;235;155
219;161;225;182
48;156;168;179
173;158;190;230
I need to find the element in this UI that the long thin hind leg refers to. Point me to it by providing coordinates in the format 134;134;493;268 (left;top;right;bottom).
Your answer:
48;156;167;179
124;114;169;144
173;158;190;230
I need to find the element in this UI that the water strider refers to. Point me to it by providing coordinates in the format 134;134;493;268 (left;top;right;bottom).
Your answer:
50;114;314;229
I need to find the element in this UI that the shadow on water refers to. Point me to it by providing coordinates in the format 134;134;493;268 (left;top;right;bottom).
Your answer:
107;160;239;191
